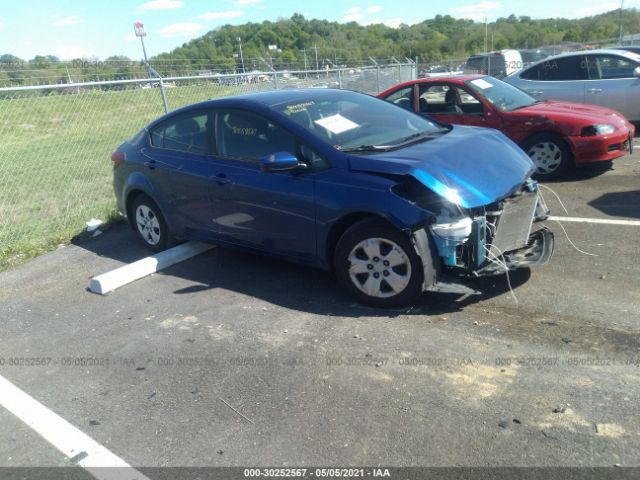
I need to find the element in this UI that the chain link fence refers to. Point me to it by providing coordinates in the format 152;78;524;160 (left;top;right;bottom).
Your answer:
0;62;416;267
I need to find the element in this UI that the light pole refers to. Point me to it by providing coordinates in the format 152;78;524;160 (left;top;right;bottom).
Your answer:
237;37;245;73
134;21;151;78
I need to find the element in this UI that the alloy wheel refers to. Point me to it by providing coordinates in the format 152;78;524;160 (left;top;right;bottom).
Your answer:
347;237;412;298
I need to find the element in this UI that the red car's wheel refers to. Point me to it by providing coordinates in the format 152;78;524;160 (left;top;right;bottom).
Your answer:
521;133;572;180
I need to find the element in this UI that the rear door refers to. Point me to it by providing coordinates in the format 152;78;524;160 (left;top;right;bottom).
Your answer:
144;109;216;238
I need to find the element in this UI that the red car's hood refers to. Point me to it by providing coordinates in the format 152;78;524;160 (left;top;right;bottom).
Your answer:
509;101;630;127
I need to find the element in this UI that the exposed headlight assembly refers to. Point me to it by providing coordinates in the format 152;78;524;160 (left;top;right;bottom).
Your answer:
430;217;472;241
581;124;616;136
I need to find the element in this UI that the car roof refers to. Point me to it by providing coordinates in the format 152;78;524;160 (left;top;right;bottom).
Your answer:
529;48;640;63
214;88;363;108
148;88;368;126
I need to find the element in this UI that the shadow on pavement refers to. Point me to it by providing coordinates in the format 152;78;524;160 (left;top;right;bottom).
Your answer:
588;190;640;219
541;161;613;184
74;223;531;318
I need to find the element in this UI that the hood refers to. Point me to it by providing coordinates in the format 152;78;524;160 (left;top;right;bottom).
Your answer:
511;101;629;128
348;125;535;209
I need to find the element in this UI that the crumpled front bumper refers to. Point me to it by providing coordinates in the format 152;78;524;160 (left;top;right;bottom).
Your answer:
412;185;555;293
473;227;554;276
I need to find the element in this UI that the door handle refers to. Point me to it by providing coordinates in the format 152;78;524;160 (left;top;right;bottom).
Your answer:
587;88;603;93
530;90;543;96
143;160;156;169
213;173;231;186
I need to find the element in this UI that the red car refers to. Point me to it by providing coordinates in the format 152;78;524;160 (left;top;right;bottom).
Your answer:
378;75;634;179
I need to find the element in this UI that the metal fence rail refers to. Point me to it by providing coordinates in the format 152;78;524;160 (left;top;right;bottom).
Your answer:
0;62;415;264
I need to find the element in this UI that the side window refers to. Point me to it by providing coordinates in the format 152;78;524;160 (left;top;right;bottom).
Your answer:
216;110;296;162
528;56;588;81
300;144;329;170
418;85;465;114
383;86;413;110
592;55;638;79
457;87;483;115
520;64;542;80
150;111;210;154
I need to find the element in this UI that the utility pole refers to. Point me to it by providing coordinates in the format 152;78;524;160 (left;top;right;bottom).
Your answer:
303;48;308;78
619;0;625;44
313;44;319;79
237;37;245;73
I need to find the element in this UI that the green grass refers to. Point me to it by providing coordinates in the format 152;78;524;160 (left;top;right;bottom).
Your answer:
0;80;271;271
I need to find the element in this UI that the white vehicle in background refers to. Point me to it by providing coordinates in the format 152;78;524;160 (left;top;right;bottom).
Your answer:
465;49;523;78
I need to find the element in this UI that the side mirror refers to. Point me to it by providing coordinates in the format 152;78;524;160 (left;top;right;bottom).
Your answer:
634;66;640;78
259;151;301;172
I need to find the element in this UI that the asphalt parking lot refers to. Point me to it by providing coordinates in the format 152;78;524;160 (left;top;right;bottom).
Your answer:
1;150;639;477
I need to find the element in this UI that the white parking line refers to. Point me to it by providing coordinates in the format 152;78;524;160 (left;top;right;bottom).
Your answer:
0;374;149;480
548;216;640;226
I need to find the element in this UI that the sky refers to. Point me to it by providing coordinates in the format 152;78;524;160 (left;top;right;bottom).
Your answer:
0;0;636;61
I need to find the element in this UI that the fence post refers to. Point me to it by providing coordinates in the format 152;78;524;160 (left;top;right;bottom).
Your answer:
338;68;342;89
273;71;279;90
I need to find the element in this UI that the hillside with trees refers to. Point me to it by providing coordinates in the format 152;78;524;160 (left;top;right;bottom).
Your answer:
2;9;640;84
153;9;640;71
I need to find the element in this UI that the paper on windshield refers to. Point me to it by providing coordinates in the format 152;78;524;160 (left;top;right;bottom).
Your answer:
470;78;493;90
314;114;359;134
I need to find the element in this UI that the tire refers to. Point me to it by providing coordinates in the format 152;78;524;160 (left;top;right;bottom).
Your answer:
521;133;572;180
333;219;424;308
131;194;171;252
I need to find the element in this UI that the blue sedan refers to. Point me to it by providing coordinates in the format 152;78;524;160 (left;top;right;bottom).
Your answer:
111;89;553;307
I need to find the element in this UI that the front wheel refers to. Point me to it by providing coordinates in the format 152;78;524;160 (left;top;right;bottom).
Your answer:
521;133;572;180
334;219;424;308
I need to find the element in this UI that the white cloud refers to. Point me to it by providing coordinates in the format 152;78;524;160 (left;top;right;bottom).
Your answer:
0;21;5;29
574;3;620;16
449;1;501;20
382;17;404;28
198;10;245;21
343;6;365;22
138;0;183;12
52;15;82;27
159;22;204;38
235;0;263;5
52;45;93;60
342;5;404;27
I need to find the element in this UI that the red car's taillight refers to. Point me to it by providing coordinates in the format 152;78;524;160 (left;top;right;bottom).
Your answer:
111;150;124;167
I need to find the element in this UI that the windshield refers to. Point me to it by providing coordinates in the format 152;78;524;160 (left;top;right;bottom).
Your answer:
271;90;446;152
465;76;537;112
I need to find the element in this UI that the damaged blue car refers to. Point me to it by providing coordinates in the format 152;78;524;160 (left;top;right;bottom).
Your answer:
112;88;554;307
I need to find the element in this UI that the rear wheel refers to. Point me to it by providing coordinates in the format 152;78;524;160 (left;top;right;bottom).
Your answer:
131;194;170;252
334;219;424;308
521;133;572;180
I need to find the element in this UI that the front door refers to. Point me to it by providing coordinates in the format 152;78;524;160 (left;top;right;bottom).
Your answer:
207;109;319;263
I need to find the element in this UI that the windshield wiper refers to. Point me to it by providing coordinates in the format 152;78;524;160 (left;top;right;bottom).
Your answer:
341;144;391;153
390;129;447;147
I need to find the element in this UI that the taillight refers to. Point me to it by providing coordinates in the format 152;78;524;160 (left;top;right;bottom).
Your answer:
111;150;125;167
